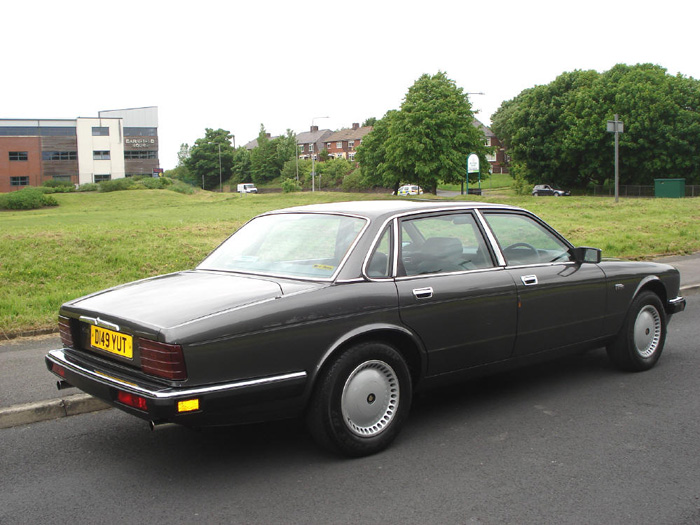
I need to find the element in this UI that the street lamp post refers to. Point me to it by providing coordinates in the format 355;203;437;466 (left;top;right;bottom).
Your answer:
311;116;329;192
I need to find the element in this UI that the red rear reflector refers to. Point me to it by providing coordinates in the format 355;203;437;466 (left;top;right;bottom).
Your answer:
139;338;187;381
52;364;66;377
58;316;74;347
117;391;148;411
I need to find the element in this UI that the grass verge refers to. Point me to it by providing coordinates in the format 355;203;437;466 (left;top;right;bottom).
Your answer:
1;190;698;335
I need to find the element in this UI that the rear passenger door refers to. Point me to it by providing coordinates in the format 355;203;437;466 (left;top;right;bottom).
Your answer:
395;211;518;375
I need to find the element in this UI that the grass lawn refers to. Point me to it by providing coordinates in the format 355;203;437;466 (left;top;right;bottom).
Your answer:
1;189;698;336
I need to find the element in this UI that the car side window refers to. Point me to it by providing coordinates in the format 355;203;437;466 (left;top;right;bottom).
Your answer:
484;213;572;266
399;213;494;276
367;225;392;278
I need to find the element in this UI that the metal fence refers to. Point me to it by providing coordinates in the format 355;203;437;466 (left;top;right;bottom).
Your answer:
591;185;700;198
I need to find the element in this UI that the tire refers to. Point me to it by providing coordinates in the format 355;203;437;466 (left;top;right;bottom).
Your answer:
606;291;667;371
306;341;412;457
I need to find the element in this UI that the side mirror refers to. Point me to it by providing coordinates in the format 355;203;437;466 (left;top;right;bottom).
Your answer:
572;246;601;264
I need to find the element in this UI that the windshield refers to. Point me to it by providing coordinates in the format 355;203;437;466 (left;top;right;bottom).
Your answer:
198;213;367;279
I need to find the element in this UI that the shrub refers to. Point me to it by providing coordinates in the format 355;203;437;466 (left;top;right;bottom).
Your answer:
342;169;372;192
281;178;302;193
138;176;174;189
169;180;196;194
77;183;99;192
0;188;59;210
98;178;135;192
42;180;75;193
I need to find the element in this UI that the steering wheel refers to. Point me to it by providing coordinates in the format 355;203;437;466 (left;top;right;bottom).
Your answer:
503;242;539;263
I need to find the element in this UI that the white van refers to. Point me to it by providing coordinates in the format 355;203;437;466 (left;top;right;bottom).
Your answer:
237;183;258;193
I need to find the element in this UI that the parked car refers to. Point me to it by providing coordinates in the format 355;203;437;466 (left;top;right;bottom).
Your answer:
396;185;423;196
47;201;685;457
237;183;258;193
532;184;570;196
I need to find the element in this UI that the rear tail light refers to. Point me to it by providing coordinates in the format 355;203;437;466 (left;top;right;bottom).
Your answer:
117;390;148;411
58;316;74;347
139;338;187;380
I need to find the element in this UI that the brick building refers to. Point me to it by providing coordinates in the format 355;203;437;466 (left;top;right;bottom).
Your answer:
0;106;159;192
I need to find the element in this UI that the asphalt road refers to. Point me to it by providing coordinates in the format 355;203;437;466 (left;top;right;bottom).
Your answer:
1;296;698;525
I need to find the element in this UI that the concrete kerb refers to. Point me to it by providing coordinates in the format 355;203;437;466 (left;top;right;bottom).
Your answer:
0;393;110;429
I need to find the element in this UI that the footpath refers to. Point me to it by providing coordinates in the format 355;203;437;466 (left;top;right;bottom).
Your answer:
1;253;699;429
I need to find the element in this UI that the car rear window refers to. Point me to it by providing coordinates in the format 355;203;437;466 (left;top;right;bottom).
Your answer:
198;213;367;279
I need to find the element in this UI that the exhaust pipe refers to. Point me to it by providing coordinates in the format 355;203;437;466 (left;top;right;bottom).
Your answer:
149;420;170;431
56;380;75;391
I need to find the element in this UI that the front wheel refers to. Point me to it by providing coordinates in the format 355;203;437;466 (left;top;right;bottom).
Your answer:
306;341;412;457
606;291;667;371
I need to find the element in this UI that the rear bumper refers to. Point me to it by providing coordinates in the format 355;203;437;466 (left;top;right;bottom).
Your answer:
667;296;686;315
45;348;308;426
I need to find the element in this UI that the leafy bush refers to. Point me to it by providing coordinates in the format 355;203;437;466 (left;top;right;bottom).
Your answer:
42;180;75;193
77;183;99;192
281;178;302;193
138;176;173;189
98;178;136;192
0;188;59;210
342;169;373;192
169;180;196;194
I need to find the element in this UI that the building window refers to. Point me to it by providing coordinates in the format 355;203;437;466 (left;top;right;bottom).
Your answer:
336;142;343;149
52;175;72;182
92;127;110;136
42;151;77;161
348;140;355;149
310;144;314;152
349;152;356;161
9;151;28;161
10;176;29;186
124;150;157;160
94;174;111;183
326;143;331;149
123;127;157;137
93;150;111;160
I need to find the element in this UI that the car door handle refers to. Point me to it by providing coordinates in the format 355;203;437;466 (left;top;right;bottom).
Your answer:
521;275;538;286
412;287;433;300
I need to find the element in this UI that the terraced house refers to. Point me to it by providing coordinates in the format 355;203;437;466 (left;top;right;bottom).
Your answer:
0;106;159;192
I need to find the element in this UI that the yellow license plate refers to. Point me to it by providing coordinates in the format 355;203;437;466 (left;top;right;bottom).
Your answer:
90;325;133;359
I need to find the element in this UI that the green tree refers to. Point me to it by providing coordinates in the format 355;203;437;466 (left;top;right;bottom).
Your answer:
356;110;401;191
362;117;378;127
184;129;235;190
491;64;700;187
359;72;491;194
249;125;297;184
230;147;252;184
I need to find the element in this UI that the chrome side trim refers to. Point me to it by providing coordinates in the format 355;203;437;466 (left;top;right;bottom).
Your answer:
47;349;307;399
474;209;507;267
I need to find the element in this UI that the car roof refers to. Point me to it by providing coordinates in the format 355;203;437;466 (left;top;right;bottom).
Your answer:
269;200;522;221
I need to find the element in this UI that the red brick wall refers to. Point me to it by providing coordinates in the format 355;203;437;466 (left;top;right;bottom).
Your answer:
0;137;42;192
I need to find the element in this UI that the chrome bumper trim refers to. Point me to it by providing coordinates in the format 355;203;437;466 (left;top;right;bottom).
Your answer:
47;349;307;400
667;296;686;314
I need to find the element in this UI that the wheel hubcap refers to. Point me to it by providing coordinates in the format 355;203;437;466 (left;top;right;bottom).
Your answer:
634;305;661;358
341;360;399;437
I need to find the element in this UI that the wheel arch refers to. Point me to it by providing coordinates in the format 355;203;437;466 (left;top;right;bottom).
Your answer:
633;276;668;306
309;324;426;395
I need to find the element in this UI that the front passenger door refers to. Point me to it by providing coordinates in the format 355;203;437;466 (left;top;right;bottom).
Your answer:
482;211;607;356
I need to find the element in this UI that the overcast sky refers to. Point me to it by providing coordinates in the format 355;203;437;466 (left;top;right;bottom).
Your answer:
3;0;699;169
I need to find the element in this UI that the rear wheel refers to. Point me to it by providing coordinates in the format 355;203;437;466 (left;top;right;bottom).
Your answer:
607;291;667;371
306;341;412;457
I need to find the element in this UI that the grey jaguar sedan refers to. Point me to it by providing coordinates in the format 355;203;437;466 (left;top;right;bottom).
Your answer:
46;200;686;456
